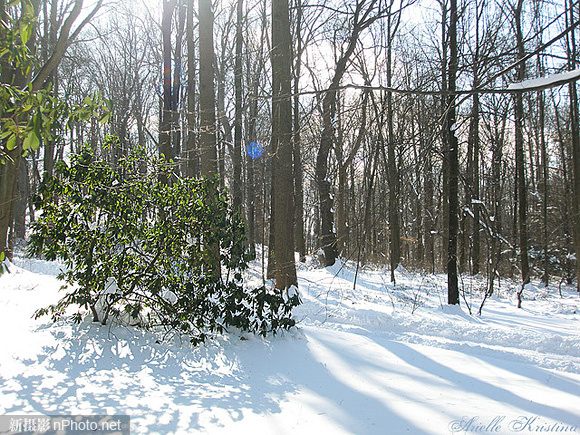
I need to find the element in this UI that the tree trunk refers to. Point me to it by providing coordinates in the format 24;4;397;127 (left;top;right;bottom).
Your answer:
216;59;230;187
440;0;449;273
292;0;306;262
539;87;549;287
386;103;400;280
466;0;482;275
0;150;19;259
293;95;306;261
271;0;297;290
568;0;580;293
199;0;217;178
233;0;244;213
199;0;220;277
386;10;401;282
514;0;530;305
314;0;379;267
363;141;380;262
466;91;481;275
424;137;435;273
490;106;506;289
173;3;185;172
185;0;198;178
246;71;259;259
160;0;178;184
315;51;356;266
337;91;368;258
14;159;29;240
447;0;460;305
316;95;339;266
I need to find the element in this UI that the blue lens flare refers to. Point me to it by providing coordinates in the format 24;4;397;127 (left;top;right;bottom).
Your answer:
247;141;263;159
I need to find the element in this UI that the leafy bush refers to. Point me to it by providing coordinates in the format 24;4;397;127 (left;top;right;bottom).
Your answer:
29;146;300;344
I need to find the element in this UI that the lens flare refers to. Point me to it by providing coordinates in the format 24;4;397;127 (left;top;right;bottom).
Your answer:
247;141;263;159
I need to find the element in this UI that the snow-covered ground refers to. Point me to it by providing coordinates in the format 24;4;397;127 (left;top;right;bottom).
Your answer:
1;252;579;434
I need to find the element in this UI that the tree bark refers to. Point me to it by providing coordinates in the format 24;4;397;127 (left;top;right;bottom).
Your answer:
199;0;221;277
315;0;379;267
568;0;580;293
447;0;460;305
199;0;218;178
316;41;356;266
466;1;482;275
539;86;549;286
0;149;19;259
292;0;306;262
271;0;297;290
440;0;449;273
160;0;178;184
185;0;198;178
246;69;259;259
233;0;244;214
386;10;401;282
173;3;186;171
514;0;530;304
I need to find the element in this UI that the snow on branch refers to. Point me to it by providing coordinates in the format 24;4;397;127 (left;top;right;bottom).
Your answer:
507;69;580;92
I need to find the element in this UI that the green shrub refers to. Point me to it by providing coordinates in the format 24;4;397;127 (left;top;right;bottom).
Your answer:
29;146;300;344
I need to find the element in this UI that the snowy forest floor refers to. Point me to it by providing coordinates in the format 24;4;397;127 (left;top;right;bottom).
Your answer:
1;251;580;434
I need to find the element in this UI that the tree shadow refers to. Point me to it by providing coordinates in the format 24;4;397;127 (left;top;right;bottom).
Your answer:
383;338;580;427
2;321;423;434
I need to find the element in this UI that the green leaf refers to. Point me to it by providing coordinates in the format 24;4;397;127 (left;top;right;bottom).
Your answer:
20;22;32;45
6;134;16;150
99;111;111;125
22;130;39;151
23;0;35;16
33;111;41;136
0;130;12;140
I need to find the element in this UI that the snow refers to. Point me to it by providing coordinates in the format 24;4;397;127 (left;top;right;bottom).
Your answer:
104;277;119;295
161;289;178;305
394;263;410;276
2;252;580;434
286;285;299;302
507;69;580;91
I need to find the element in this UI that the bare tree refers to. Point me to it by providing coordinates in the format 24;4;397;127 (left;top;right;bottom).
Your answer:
185;0;198;177
447;0;460;305
199;0;221;276
199;0;218;178
160;0;179;184
512;0;530;307
232;0;244;214
567;0;580;292
315;0;384;267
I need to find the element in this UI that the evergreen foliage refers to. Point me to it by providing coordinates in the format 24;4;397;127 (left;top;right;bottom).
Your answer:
28;146;300;344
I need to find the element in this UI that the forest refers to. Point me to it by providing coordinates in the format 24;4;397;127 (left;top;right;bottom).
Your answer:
2;1;580;433
1;0;580;302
